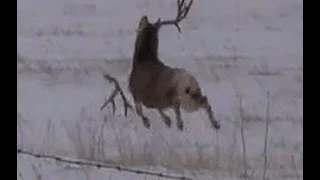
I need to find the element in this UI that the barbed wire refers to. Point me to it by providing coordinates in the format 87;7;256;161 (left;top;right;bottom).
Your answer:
17;149;193;180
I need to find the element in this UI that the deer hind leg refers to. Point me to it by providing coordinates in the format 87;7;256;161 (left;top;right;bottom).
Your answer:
157;109;172;128
134;100;150;128
173;103;184;131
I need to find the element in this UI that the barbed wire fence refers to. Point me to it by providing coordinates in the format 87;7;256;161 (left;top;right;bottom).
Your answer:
17;148;193;180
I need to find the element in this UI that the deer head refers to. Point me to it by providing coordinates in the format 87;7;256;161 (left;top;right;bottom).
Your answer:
132;0;193;63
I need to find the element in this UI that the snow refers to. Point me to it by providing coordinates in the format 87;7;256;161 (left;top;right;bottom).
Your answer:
17;0;303;179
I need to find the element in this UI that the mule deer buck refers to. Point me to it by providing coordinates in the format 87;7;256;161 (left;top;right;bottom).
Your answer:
128;0;220;131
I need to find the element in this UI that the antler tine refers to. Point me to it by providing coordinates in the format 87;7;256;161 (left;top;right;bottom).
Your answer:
177;0;185;15
100;73;133;117
177;0;193;21
156;0;193;33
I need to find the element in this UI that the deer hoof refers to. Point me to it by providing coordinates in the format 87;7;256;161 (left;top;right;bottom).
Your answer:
214;122;220;130
142;117;150;129
165;119;172;128
163;116;172;128
177;121;184;131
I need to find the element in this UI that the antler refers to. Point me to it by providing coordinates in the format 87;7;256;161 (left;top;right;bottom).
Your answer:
100;73;133;117
155;0;193;33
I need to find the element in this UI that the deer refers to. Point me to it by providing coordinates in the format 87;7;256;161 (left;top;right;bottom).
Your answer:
127;0;220;131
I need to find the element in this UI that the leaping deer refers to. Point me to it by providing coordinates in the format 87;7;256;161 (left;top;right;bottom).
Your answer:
128;0;220;131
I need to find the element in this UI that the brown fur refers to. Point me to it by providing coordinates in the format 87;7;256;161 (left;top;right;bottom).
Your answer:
132;16;159;67
129;16;183;130
128;11;220;131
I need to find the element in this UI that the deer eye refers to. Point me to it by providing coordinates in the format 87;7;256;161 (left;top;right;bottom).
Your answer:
185;87;190;94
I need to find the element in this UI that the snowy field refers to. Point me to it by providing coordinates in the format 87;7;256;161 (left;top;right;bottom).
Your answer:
17;0;303;179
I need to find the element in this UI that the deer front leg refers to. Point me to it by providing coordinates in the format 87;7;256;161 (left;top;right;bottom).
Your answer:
134;100;150;128
173;103;184;131
157;109;172;128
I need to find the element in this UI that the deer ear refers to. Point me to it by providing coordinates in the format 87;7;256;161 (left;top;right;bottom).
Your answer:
155;18;161;27
139;15;149;25
137;15;149;33
143;15;148;22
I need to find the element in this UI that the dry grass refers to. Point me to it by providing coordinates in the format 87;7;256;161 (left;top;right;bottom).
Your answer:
59;107;302;178
248;63;282;76
18;100;302;179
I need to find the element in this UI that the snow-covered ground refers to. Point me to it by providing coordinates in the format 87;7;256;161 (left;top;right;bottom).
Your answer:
17;0;303;179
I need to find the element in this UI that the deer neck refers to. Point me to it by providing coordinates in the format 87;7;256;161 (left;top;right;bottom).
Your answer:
132;28;159;66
